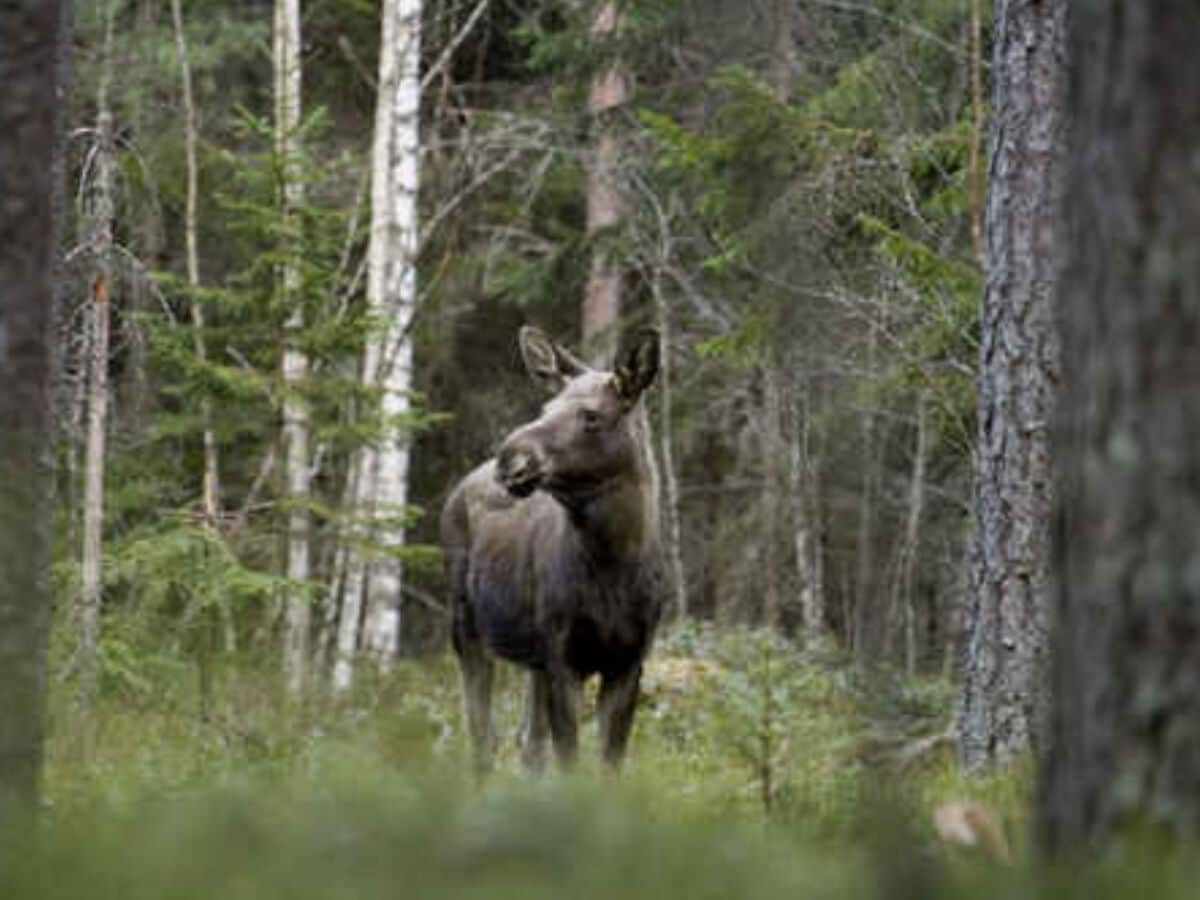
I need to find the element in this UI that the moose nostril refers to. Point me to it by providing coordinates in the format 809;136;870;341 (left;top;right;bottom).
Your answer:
497;443;542;497
498;446;530;479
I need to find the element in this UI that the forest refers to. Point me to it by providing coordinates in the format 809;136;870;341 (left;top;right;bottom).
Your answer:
4;0;1200;896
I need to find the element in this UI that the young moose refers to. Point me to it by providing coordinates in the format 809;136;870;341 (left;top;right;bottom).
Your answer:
441;327;665;775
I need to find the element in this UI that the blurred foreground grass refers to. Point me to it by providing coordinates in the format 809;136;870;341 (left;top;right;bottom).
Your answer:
9;624;1191;898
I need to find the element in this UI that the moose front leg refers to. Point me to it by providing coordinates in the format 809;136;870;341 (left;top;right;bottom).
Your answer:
454;632;495;780
598;664;643;768
521;670;551;773
545;670;581;770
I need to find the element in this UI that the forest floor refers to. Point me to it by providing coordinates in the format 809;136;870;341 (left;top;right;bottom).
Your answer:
7;624;1186;898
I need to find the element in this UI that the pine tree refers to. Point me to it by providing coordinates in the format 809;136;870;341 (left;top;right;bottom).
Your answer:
1040;0;1200;851
958;0;1067;771
0;0;67;825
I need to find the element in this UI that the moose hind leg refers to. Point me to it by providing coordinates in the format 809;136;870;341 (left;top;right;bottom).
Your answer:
521;670;551;773
598;665;643;768
454;633;495;779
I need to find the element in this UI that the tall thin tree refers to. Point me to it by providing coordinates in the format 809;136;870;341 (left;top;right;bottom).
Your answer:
334;0;423;690
761;0;795;631
79;0;119;720
957;0;1066;771
582;0;627;364
171;0;233;653
275;0;312;697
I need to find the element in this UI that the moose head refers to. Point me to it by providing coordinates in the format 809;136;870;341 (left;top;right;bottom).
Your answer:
496;326;660;506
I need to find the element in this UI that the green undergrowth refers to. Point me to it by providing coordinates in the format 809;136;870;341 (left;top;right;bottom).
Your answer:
18;624;1148;899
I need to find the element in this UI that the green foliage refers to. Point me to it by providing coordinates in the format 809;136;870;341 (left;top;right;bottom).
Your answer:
692;314;772;368
14;757;1200;900
642;66;808;261
29;626;1193;900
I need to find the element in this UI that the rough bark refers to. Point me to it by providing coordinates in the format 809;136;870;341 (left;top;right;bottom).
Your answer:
0;0;66;825
1039;0;1200;852
333;0;421;691
275;0;312;697
582;0;627;365
957;0;1066;772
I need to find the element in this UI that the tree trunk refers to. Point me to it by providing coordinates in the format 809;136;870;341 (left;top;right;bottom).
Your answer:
761;367;787;629
322;453;357;679
793;379;826;642
1040;0;1200;852
360;0;421;667
766;0;795;100
967;0;985;263
653;265;688;620
333;0;422;692
582;0;627;365
79;1;118;720
957;0;1066;772
760;0;796;633
333;456;367;691
171;0;234;654
275;0;312;697
0;0;67;827
853;320;878;658
899;393;928;677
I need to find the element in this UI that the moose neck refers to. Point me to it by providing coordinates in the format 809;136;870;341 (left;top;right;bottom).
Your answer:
562;407;658;566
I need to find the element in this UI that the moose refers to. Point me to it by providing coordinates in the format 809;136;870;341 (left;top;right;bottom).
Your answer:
441;326;665;775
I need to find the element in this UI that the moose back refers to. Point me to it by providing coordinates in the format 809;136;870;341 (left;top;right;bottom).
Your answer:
440;326;665;774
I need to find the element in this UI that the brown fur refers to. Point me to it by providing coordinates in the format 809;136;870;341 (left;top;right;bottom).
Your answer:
441;327;665;775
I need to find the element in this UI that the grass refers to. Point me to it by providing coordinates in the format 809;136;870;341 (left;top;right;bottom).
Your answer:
13;623;1163;900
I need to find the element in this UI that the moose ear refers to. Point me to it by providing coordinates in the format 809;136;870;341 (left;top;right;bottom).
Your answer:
519;326;588;393
613;329;660;407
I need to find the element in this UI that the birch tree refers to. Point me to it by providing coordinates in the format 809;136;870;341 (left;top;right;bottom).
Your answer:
79;0;119;718
0;0;67;825
333;0;422;690
1040;0;1200;852
275;0;312;697
957;0;1066;771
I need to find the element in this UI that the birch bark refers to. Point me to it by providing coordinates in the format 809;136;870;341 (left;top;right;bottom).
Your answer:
275;0;312;697
653;266;687;620
334;0;422;690
79;1;117;718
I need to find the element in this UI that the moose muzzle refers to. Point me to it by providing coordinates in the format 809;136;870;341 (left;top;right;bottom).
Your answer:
496;436;545;498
